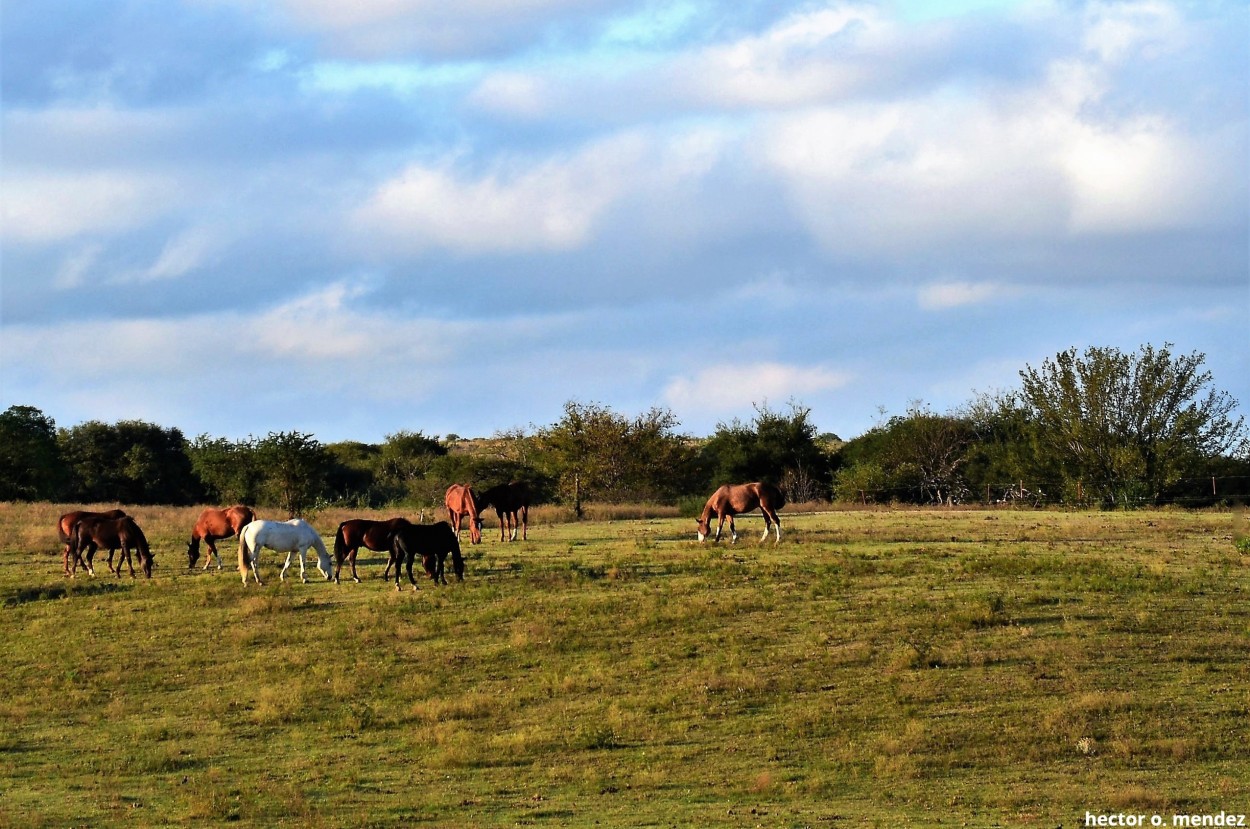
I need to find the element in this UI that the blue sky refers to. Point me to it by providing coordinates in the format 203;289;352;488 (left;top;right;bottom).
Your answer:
1;0;1246;444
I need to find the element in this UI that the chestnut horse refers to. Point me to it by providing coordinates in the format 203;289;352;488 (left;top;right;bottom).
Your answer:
187;505;256;570
476;482;530;542
444;484;482;544
332;517;414;584
57;509;127;576
71;515;154;578
390;521;463;591
696;482;785;544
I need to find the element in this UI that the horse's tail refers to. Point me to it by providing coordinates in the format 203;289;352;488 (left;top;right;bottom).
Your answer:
238;529;250;580
772;482;787;510
333;521;349;563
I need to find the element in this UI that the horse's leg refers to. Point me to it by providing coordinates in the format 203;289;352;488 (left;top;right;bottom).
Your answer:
759;509;772;543
728;515;739;544
249;548;263;586
279;549;294;581
123;545;136;578
204;538;220;570
520;506;528;541
766;507;781;543
350;548;362;584
298;546;309;583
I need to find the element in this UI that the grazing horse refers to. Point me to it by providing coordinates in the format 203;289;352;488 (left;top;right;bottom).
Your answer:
187;505;256;570
390;521;463;591
332;517;414;584
57;509;127;576
476;482;530;542
72;515;154;578
444;484;483;544
237;519;333;586
696;482;785;545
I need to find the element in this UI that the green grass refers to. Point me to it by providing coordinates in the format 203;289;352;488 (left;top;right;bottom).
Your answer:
1;503;1248;827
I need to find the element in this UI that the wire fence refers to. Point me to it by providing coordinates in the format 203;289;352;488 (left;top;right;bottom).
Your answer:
842;475;1250;509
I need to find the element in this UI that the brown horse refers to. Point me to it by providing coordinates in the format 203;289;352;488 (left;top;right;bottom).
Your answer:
390;521;464;591
57;509;127;576
696;482;785;544
476;482;530;542
444;484;483;544
333;517;415;583
187;505;256;570
72;515;154;578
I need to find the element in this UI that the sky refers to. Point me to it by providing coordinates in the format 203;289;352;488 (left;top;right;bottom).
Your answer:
1;0;1247;445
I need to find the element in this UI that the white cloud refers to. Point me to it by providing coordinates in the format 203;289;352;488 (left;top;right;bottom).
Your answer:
353;133;652;254
917;281;1003;310
0;169;177;244
663;362;851;414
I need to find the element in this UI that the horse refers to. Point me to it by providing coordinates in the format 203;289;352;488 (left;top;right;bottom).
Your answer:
332;517;415;584
475;482;530;542
187;505;256;570
57;509;127;576
71;515;154;578
389;521;463;591
444;484;483;544
696;482;785;544
237;519;333;586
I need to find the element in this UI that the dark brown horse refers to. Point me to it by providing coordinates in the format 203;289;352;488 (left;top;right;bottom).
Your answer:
696;482;785;544
72;515;154;578
476;482;530;542
187;505;256;570
333;517;414;583
444;484;483;544
57;509;126;576
390;521;463;590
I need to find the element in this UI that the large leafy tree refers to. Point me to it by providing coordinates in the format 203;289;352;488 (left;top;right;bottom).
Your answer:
188;435;264;505
0;405;66;500
539;401;697;514
701;401;832;502
1018;344;1246;506
59;419;199;504
255;431;332;517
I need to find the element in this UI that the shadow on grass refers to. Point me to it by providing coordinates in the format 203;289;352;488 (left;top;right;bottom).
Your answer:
3;580;127;607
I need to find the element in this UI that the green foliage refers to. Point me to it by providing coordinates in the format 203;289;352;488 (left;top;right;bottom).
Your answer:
833;404;974;504
255;431;331;517
58;419;199;504
1019;344;1246;506
188;434;263;505
539;401;698;513
0;405;65;500
701;401;832;501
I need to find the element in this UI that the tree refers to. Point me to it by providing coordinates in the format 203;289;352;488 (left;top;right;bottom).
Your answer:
376;430;447;504
539;401;697;514
832;403;975;504
59;419;199;504
255;431;331;517
701;401;832;502
1018;344;1246;506
0;405;66;500
188;435;264;505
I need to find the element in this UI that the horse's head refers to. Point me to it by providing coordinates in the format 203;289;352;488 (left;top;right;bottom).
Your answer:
140;548;155;578
186;538;200;569
696;516;710;542
469;517;483;545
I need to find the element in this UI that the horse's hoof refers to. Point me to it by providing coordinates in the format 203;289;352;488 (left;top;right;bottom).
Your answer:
352;577;361;584
301;577;308;584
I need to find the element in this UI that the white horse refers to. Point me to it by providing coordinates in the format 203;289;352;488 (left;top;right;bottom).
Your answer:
237;519;333;585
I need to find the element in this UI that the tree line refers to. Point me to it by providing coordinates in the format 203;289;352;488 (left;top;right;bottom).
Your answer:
2;344;1246;513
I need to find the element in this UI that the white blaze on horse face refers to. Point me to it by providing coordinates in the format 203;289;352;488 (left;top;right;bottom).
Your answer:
697;530;706;542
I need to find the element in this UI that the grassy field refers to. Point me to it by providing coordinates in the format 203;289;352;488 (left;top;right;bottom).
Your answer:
1;503;1247;828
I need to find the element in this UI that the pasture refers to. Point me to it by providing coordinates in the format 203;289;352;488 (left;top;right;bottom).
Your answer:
1;503;1247;828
